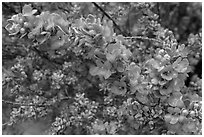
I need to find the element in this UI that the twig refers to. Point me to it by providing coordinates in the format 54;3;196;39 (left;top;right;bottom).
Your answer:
30;46;62;67
156;3;161;22
2;99;51;107
125;36;162;43
92;2;128;37
2;97;71;108
58;6;70;13
2;122;12;126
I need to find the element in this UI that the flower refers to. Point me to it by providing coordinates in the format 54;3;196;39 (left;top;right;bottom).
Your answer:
160;65;178;81
172;74;186;92
22;4;37;17
89;61;112;79
172;57;189;73
168;92;184;108
126;62;141;81
5;23;21;35
106;43;121;62
110;81;127;96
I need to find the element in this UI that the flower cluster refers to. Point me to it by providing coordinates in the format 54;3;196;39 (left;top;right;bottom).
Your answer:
3;3;202;135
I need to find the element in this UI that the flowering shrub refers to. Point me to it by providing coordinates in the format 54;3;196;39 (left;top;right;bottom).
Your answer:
2;2;202;135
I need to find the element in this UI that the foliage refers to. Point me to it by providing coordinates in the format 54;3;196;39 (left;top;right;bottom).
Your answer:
2;2;202;135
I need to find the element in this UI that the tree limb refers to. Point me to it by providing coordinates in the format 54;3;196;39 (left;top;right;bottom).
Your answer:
92;2;128;37
2;99;51;107
2;97;71;108
125;36;162;43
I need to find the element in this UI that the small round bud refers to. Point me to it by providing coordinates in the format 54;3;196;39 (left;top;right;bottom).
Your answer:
178;115;185;122
194;103;199;109
19;18;24;24
20;28;26;34
28;33;35;39
164;114;172;123
24;22;31;28
190;110;196;117
181;109;188;116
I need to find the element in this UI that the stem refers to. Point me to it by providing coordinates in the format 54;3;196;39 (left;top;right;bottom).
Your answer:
2;97;71;107
125;36;162;43
30;46;62;67
2;99;51;107
92;2;128;37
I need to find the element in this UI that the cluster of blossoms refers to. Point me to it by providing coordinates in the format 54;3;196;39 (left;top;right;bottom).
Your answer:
9;95;50;125
49;92;99;134
3;3;201;135
51;70;64;89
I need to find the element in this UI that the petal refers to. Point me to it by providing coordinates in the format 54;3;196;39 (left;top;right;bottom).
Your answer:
170;116;179;124
22;4;33;16
89;66;99;76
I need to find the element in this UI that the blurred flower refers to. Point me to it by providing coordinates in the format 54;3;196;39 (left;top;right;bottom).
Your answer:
160;65;178;81
172;57;189;73
110;81;127;96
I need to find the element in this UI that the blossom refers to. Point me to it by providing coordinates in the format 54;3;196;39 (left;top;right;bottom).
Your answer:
172;57;189;73
160;65;178;81
110;81;127;96
168;92;184;108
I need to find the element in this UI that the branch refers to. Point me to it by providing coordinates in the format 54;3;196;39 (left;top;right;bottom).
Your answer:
92;2;128;37
2;97;71;107
156;3;161;22
125;36;162;43
2;99;51;107
2;122;10;126
30;46;63;67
